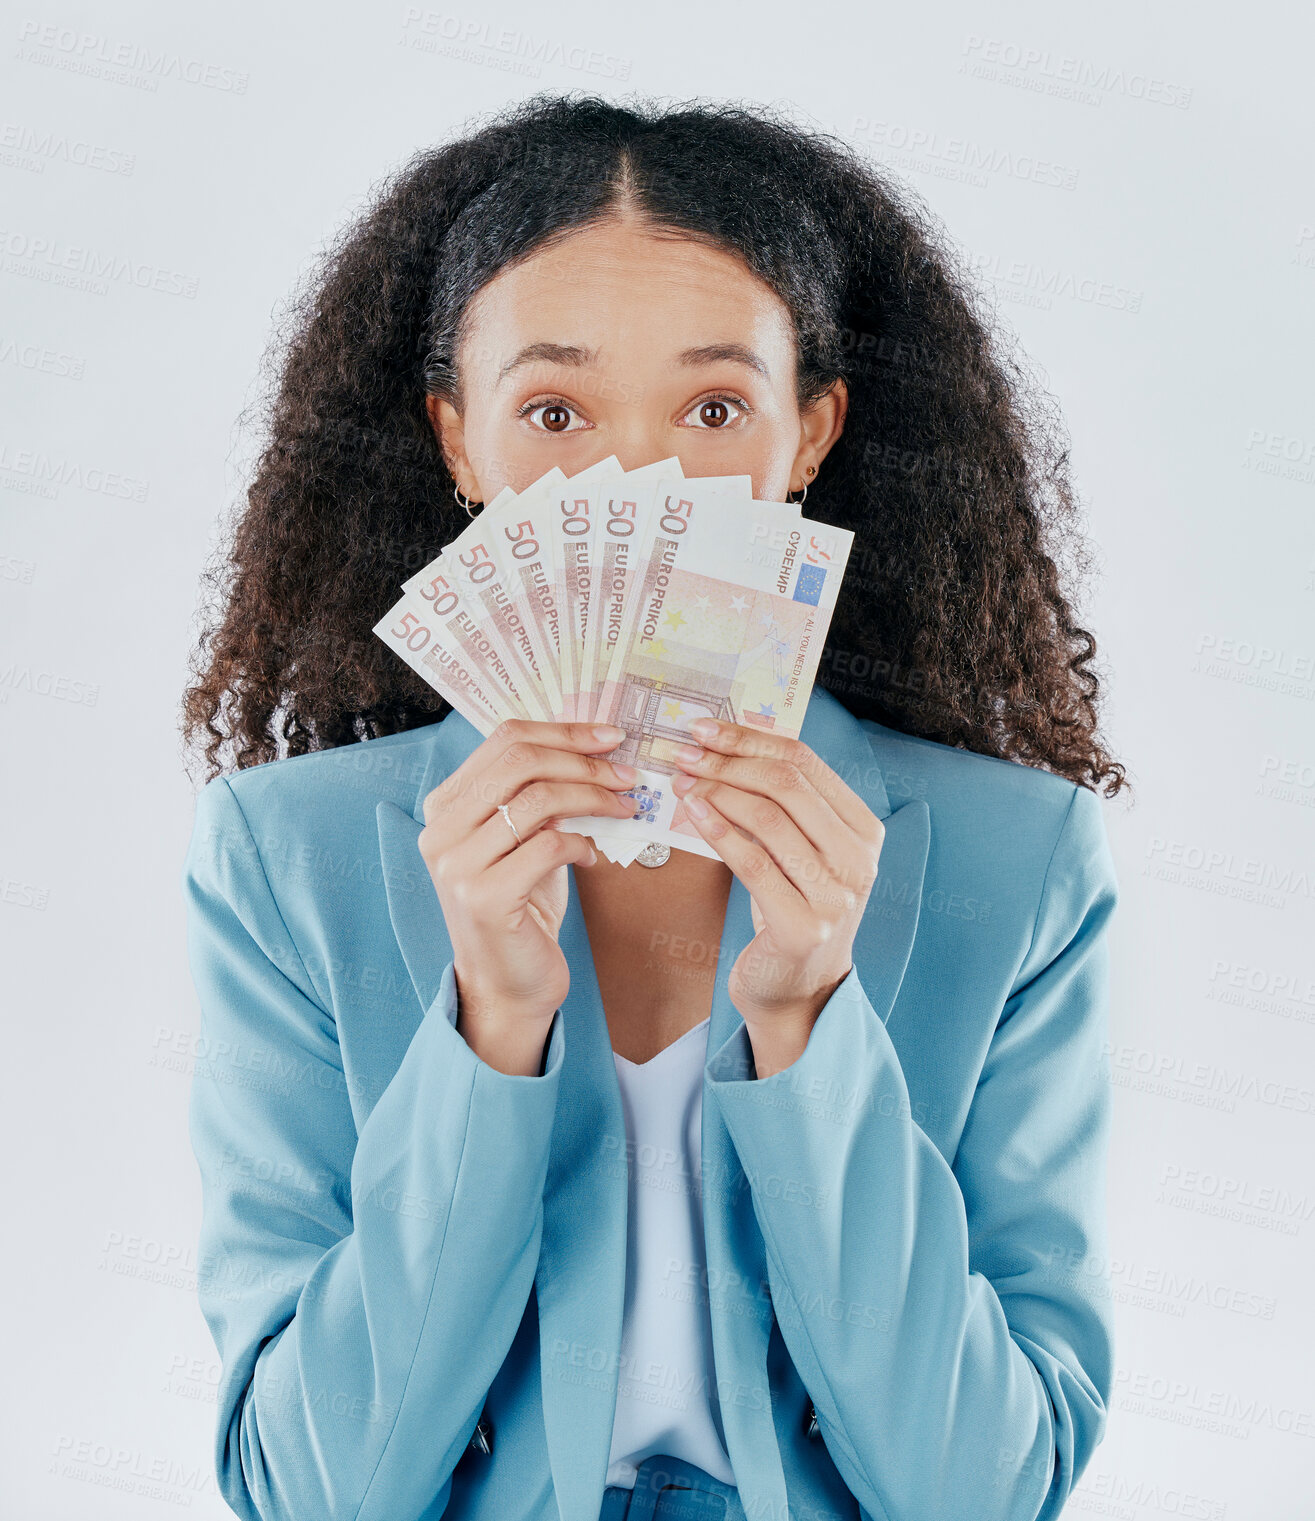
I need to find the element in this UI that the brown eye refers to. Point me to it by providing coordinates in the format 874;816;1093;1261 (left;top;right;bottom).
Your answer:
678;394;747;430
519;399;588;433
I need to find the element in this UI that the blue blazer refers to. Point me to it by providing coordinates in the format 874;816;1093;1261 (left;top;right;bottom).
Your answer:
183;685;1118;1521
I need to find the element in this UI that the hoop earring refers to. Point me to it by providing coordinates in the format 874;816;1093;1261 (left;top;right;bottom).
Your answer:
454;482;482;519
786;464;817;507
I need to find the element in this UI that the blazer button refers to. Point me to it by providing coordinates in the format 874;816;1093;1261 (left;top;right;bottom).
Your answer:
468;1411;494;1456
804;1403;820;1440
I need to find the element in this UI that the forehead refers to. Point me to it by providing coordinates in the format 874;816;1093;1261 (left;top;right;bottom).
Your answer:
460;217;795;365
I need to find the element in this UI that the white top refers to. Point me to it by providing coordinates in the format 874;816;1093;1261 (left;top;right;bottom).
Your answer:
605;1018;736;1490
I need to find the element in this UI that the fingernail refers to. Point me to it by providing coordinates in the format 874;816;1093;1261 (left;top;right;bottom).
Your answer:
612;762;638;783
688;719;717;740
683;794;709;819
671;772;694;795
673;743;703;765
593;725;625;744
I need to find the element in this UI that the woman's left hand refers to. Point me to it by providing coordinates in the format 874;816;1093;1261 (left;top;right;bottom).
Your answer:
670;718;886;1072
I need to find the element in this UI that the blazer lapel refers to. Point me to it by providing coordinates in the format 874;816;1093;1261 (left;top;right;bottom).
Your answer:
533;890;628;1521
374;711;483;1020
697;873;781;1512
373;691;931;1521
373;711;628;1520
698;687;930;1521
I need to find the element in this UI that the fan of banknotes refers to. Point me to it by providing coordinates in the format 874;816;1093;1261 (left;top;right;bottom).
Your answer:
374;456;853;866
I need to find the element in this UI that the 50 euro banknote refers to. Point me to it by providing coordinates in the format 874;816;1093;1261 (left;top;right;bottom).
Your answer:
560;487;852;863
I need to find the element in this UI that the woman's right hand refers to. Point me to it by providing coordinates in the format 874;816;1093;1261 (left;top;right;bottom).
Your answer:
418;719;636;1073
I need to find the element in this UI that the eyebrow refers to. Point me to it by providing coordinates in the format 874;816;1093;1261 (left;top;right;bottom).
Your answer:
676;342;771;380
497;342;599;384
495;339;771;384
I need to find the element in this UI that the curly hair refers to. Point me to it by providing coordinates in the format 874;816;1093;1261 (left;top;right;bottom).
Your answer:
182;91;1127;797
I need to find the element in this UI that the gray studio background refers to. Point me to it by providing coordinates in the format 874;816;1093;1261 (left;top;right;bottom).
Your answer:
3;2;1312;1515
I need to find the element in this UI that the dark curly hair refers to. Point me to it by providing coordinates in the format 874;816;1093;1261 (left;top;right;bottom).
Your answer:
182;91;1127;798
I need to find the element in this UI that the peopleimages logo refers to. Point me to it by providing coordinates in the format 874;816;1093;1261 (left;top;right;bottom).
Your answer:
960;35;1193;109
848;117;1079;190
0;122;136;175
15;19;249;93
0;438;149;499
961;250;1144;313
0;228;199;299
398;10;632;79
0;664;99;705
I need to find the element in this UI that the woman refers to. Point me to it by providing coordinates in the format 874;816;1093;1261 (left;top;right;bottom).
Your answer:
181;93;1127;1521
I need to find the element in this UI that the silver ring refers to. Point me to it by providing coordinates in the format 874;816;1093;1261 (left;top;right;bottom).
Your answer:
497;803;523;845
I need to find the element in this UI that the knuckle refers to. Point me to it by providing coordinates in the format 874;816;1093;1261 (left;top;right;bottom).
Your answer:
773;761;805;791
492;718;522;747
423;780;455;820
537;826;569;861
751;799;786;833
517;782;549;815
743;849;773;885
501;741;537;771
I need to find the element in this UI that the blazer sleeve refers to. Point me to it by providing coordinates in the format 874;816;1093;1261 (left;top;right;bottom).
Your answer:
704;782;1118;1521
182;776;564;1521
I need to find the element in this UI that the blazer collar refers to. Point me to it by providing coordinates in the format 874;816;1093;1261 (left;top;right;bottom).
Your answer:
374;687;930;1521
